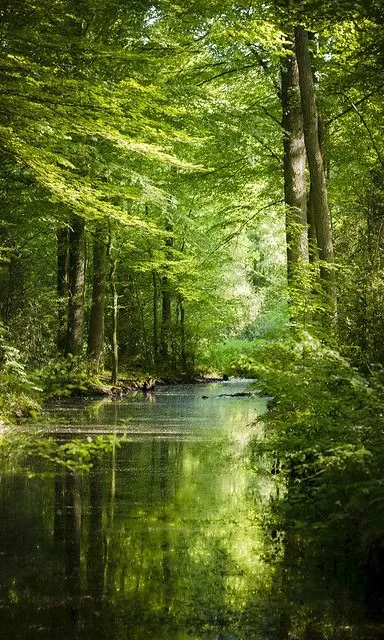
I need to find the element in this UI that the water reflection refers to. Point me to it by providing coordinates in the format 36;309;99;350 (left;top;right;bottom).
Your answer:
259;470;384;639
0;384;272;639
44;379;265;439
3;382;382;639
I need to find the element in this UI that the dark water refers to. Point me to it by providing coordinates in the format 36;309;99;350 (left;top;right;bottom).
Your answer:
0;381;273;640
1;381;384;639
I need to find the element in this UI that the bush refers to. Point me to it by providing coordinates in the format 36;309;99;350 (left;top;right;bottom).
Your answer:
251;333;384;625
35;355;97;398
0;323;42;420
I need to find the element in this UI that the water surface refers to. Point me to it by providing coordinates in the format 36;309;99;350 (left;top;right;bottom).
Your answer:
2;380;382;639
0;380;272;640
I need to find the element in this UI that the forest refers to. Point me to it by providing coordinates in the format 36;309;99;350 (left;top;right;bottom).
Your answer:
2;1;384;638
2;0;384;403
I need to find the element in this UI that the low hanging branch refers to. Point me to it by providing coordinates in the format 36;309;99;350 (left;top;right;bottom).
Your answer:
196;62;260;86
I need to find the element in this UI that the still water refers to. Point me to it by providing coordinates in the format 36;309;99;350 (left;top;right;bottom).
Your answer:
2;381;383;639
0;380;274;640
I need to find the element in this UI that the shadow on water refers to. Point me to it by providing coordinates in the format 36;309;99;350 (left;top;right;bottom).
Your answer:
0;381;384;638
251;451;384;640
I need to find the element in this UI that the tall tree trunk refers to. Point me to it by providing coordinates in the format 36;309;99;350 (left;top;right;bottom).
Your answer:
160;220;173;363
66;214;85;356
110;273;118;386
87;223;107;370
108;226;119;386
307;186;319;263
295;26;335;296
57;226;69;352
179;294;187;370
160;275;171;361
152;271;159;365
145;204;159;365
281;42;308;285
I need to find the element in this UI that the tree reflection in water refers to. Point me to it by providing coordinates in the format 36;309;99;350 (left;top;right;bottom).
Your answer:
0;431;271;639
2;393;384;638
252;452;384;640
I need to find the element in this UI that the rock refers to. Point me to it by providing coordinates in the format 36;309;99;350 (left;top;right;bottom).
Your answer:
217;392;254;398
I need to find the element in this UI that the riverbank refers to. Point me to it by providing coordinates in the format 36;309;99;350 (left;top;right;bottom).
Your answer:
1;367;232;424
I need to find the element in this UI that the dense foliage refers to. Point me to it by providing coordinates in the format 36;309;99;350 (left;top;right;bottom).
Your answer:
3;4;384;635
1;0;384;523
239;334;384;635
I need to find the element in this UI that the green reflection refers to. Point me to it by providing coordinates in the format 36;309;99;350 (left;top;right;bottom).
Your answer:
0;419;272;639
2;382;383;639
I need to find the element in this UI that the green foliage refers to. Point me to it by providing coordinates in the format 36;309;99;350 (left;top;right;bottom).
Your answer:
249;333;384;623
241;299;289;341
0;429;120;473
206;339;259;376
29;435;119;473
0;323;42;420
0;327;37;392
35;356;100;398
1;0;384;408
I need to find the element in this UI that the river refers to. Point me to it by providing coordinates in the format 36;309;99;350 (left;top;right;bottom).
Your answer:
1;380;383;639
0;380;273;640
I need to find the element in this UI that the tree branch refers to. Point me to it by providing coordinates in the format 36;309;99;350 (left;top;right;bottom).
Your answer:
326;90;379;125
200;199;284;266
197;62;259;86
342;92;384;169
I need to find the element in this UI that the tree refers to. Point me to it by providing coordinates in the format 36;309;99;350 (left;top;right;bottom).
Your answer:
294;25;335;305
66;215;86;356
87;223;108;370
281;40;308;285
56;224;69;352
159;217;174;364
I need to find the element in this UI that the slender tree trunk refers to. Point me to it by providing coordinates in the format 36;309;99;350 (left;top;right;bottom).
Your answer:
179;294;187;370
57;226;69;352
145;204;159;365
295;26;335;295
108;226;119;386
110;274;118;386
87;223;107;370
160;275;171;361
281;42;308;284
152;271;159;365
66;214;85;356
160;220;173;363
